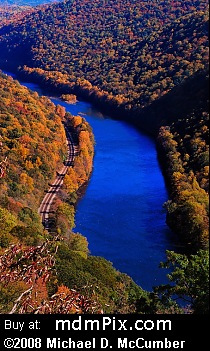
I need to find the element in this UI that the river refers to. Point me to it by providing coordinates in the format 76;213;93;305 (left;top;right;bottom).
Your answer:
4;71;181;291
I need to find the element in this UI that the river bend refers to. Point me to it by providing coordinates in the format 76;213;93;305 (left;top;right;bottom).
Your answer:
4;71;181;291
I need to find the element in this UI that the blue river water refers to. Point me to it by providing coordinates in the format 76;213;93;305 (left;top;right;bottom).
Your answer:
4;72;181;291
51;99;181;291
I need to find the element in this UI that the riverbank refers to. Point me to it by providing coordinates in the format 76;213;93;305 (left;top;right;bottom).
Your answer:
15;66;209;252
16;66;208;138
15;66;157;135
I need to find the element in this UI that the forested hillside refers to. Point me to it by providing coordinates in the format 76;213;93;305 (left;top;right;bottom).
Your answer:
157;72;209;250
0;71;67;245
0;0;208;112
0;0;209;313
0;1;59;27
0;4;32;26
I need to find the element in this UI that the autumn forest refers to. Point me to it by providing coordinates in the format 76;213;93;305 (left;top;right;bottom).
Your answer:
0;0;209;314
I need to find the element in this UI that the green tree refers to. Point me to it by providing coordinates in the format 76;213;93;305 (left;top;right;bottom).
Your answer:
154;249;209;314
0;207;18;247
0;207;17;234
68;232;89;258
56;202;75;231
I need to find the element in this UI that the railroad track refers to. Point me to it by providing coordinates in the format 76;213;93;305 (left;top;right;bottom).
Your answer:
38;127;79;230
